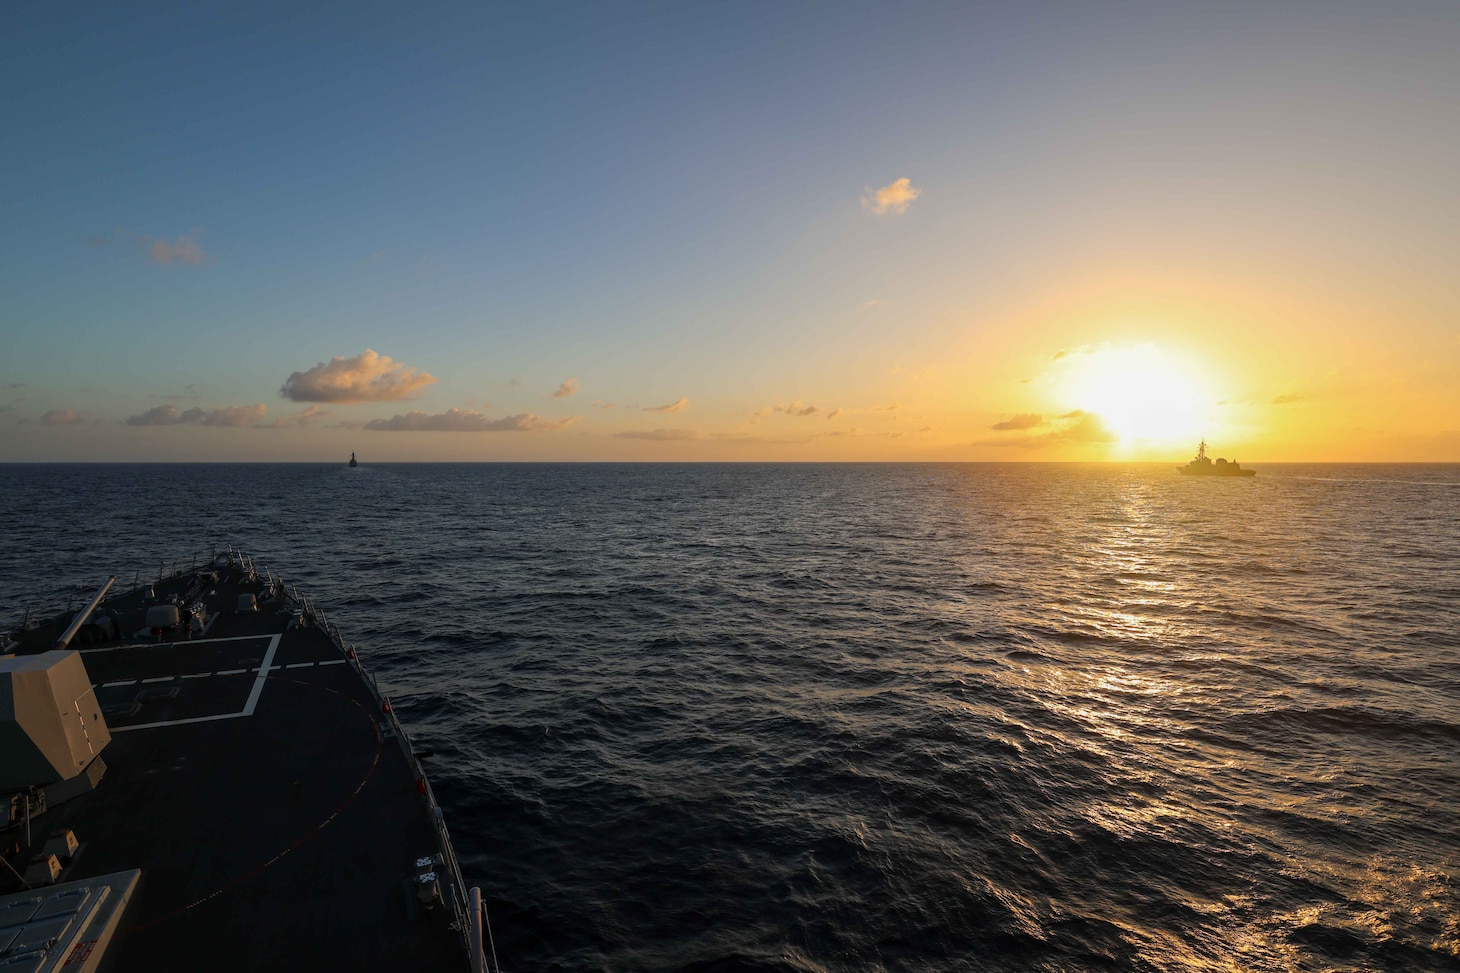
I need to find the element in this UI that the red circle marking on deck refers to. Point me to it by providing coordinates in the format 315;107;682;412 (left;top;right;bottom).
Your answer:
134;675;385;930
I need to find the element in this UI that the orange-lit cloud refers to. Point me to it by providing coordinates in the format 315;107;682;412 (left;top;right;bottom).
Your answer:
991;413;1044;431
765;401;821;417
552;378;580;398
145;231;207;265
614;428;697;441
125;403;267;427
280;349;437;403
364;409;577;432
40;409;89;425
862;177;921;216
643;397;689;413
1057;411;1117;442
1272;393;1302;404
976;410;1116;448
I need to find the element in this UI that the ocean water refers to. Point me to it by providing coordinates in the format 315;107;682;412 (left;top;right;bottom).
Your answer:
2;462;1458;972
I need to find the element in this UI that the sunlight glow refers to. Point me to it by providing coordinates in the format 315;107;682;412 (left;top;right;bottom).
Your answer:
1058;344;1213;445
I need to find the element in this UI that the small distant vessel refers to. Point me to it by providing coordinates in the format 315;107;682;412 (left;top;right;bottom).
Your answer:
349;451;358;468
1178;440;1255;476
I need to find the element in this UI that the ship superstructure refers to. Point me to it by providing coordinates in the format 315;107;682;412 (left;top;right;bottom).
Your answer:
1178;440;1256;477
0;550;496;972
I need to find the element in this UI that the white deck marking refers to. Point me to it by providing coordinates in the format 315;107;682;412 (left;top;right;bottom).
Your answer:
102;680;137;688
241;633;281;716
111;632;282;732
318;659;347;666
141;676;175;683
113;712;249;732
82;634;273;652
285;662;315;669
181;672;209;679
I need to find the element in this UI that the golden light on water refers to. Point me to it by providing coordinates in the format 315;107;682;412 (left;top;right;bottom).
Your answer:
1055;344;1215;447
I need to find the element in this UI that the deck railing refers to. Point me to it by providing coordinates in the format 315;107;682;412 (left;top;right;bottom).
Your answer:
266;552;497;973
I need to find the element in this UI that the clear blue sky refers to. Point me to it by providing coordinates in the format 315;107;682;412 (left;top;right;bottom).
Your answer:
4;2;1457;460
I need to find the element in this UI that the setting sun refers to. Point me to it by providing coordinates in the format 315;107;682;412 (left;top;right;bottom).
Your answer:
1056;344;1213;446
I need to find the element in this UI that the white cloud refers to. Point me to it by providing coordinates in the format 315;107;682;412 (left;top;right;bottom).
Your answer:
862;177;921;216
643;397;689;413
40;409;89;425
552;378;580;398
364;409;578;432
280;349;437;403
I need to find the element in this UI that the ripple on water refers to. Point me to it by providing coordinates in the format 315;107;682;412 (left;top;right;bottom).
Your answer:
2;462;1458;972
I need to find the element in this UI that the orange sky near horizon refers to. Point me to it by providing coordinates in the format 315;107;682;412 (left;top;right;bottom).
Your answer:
4;5;1458;462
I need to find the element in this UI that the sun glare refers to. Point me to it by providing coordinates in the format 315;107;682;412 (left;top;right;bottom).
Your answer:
1059;345;1212;445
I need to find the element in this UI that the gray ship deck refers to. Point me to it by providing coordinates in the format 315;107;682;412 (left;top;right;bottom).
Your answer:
1;561;472;971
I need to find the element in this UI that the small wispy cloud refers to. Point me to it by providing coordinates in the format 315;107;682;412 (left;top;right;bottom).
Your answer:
614;428;698;441
1272;393;1302;405
259;405;332;429
552;378;580;398
862;177;921;216
826;408;842;420
644;397;689;413
1056;410;1117;443
763;401;821;417
991;413;1044;431
281;349;436;403
127;405;190;426
125;403;267;427
592;400;618;410
975;410;1116;448
145;231;207;265
364;409;578;432
40;409;89;425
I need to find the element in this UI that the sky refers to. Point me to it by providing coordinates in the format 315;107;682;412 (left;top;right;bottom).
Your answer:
3;1;1457;461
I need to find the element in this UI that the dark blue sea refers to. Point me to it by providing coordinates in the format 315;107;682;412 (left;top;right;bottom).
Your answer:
3;463;1458;972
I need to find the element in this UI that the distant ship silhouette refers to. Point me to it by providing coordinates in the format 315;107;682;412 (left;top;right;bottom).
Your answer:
348;452;358;468
1178;440;1254;476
